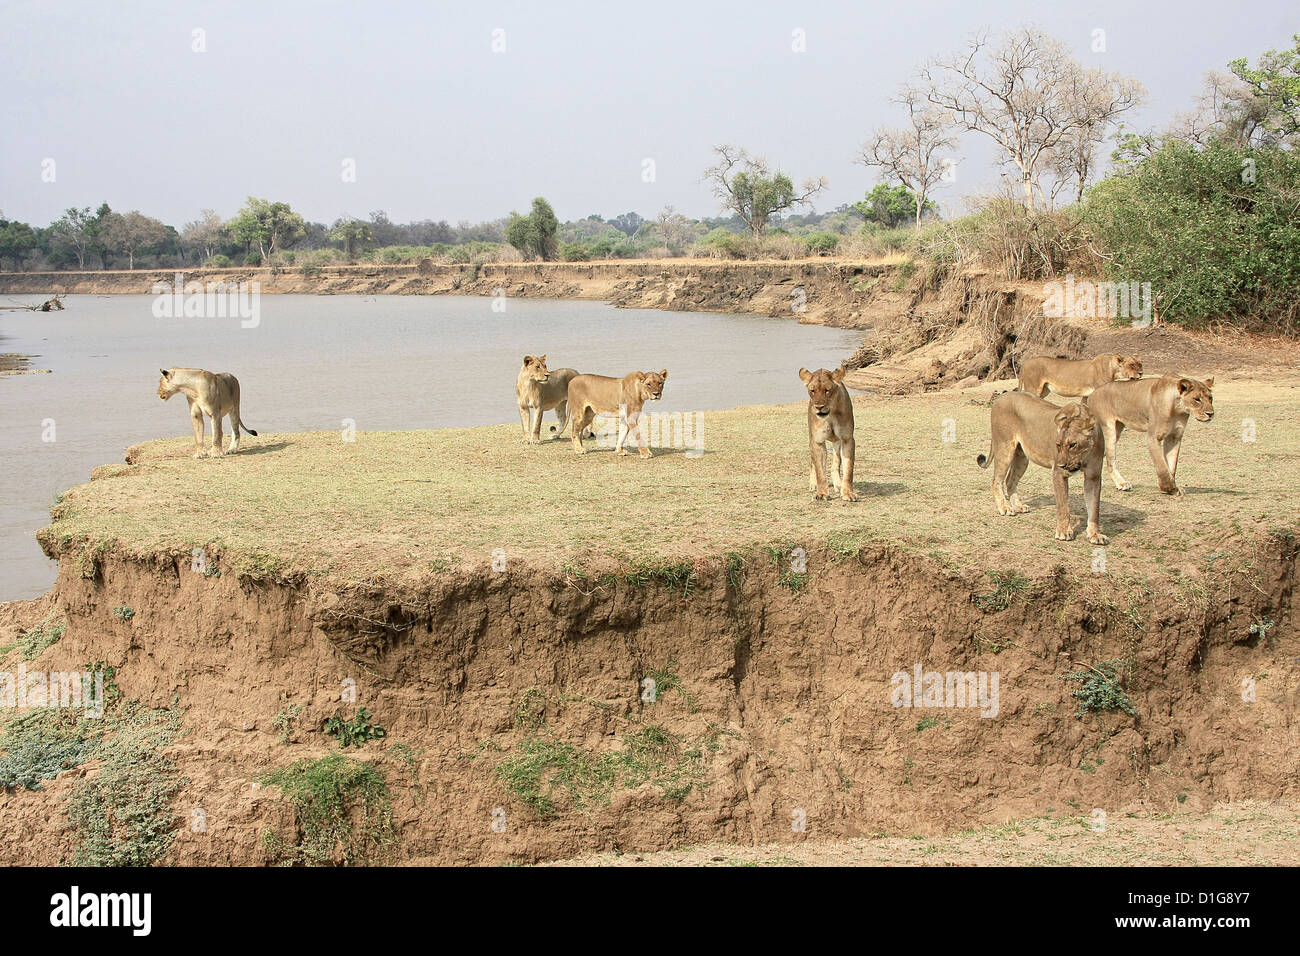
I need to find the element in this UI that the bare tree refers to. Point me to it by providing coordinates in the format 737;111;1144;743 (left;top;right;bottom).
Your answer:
703;145;827;236
857;89;957;227
655;205;694;256
919;27;1145;210
1168;71;1272;148
182;209;228;263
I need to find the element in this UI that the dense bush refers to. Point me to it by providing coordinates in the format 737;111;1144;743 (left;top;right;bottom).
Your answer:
1084;141;1300;329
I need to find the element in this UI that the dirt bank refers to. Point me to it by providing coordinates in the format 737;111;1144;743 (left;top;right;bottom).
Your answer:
0;259;903;329
0;527;1293;866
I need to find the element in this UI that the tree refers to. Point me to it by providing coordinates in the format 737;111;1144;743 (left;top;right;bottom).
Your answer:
230;197;306;264
703;145;827;236
855;184;933;228
0;218;36;270
101;210;169;269
182;210;228;263
857;89;956;226
919;27;1144;209
504;197;560;260
608;211;646;237
329;218;373;260
49;207;95;268
1229;34;1300;141
654;206;694;255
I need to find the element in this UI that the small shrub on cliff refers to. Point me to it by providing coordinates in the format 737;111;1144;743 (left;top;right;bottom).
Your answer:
65;705;187;866
259;753;394;866
1062;659;1137;719
324;707;387;748
972;569;1030;613
0;710;102;791
17;614;66;660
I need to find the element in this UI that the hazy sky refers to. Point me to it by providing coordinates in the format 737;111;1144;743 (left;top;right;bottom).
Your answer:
1;0;1294;228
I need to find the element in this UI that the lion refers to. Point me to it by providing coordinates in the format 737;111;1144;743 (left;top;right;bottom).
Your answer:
566;370;667;456
976;392;1107;544
516;354;579;443
1018;353;1143;399
157;367;257;458
1086;374;1215;496
799;365;858;501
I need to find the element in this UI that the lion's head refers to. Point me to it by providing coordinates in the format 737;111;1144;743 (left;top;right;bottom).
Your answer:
799;366;845;418
1112;354;1144;381
1053;402;1099;473
521;354;550;384
1176;376;1215;422
157;368;179;401
636;370;668;403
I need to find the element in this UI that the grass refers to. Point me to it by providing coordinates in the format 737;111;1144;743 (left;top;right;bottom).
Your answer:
495;724;706;817
38;380;1300;585
12;614;66;660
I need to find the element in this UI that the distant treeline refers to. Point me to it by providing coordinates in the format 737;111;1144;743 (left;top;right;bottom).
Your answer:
2;29;1296;329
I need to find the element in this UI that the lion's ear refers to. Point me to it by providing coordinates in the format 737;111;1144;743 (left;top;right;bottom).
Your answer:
1178;378;1193;394
831;366;846;383
798;368;813;385
1054;410;1071;428
634;371;646;381
659;369;668;380
160;368;171;378
539;354;547;363
1114;354;1124;363
523;355;534;366
1204;377;1214;389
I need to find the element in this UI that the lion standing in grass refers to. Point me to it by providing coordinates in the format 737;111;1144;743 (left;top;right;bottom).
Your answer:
800;365;858;502
566;370;667;457
976;392;1107;544
516;354;578;443
1087;374;1215;495
157;367;257;458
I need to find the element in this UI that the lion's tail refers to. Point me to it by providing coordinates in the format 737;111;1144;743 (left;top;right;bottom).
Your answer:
240;422;258;437
976;450;991;469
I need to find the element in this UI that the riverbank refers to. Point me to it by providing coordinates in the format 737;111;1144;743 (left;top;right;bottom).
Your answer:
1;378;1295;865
0;258;904;329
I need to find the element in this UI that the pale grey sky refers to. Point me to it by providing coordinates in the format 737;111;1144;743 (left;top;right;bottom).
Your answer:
1;0;1294;227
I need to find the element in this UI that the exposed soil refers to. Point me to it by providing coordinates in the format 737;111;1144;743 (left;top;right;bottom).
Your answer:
0;522;1294;865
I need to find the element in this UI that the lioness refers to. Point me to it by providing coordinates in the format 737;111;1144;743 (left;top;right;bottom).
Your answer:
567;370;667;456
1018;353;1143;399
1087;375;1215;496
516;354;578;443
799;365;858;501
157;367;258;458
976;392;1107;544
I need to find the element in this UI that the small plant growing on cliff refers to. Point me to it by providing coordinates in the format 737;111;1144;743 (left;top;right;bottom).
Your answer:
273;703;304;744
643;658;696;712
65;704;188;866
0;710;103;791
972;569;1030;613
725;552;745;591
1062;659;1136;718
112;605;135;622
1249;616;1276;644
259;753;394;866
17;614;66;660
324;708;387;748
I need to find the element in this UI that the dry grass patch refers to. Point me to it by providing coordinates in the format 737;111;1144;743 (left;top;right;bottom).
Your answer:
41;380;1300;585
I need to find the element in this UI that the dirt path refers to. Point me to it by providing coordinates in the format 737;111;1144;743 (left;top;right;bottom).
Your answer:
543;802;1300;866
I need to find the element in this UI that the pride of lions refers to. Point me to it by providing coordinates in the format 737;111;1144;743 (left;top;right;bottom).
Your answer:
158;349;1216;547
